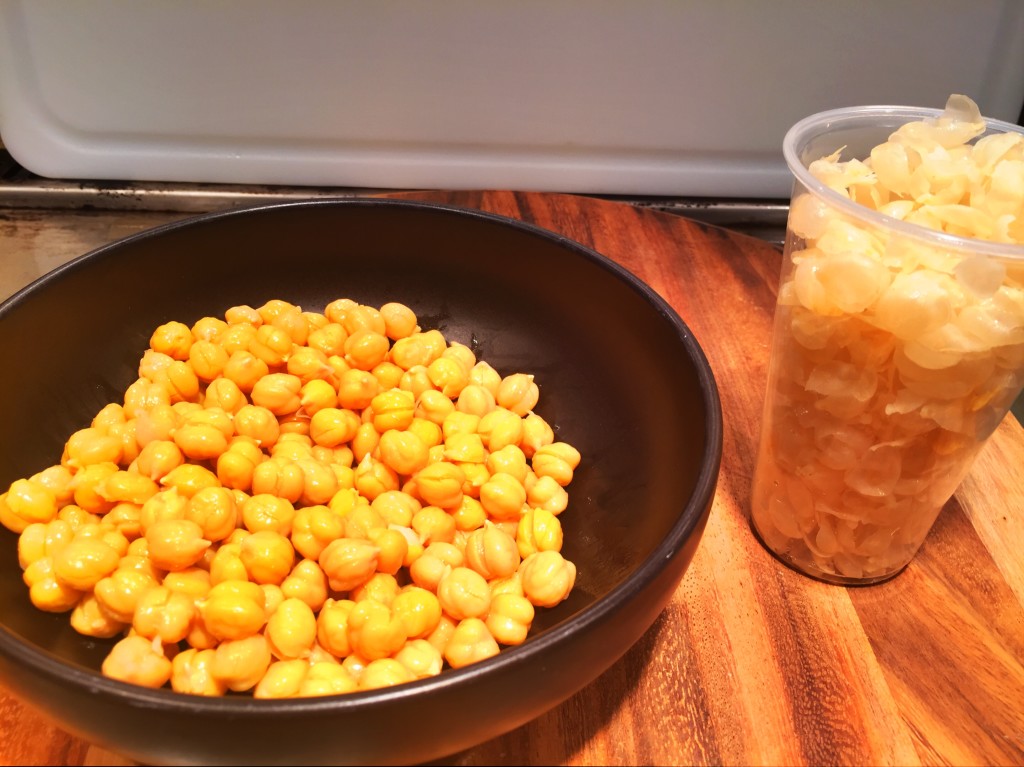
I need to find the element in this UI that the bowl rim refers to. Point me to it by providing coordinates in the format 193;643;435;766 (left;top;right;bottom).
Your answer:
0;196;723;714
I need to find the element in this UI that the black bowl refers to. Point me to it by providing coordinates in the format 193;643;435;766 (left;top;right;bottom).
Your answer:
0;199;721;766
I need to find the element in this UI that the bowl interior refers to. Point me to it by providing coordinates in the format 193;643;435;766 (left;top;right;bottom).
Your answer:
0;199;718;737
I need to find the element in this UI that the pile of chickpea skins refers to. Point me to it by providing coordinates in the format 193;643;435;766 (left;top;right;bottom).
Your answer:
0;298;580;697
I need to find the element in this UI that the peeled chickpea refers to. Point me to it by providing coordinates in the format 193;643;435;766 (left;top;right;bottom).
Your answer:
201;579;267;640
280;558;329;611
486;593;535;645
211;633;273;693
102;634;173;689
444;618;500;669
391;586;442;640
300;662;359;697
133;585;196;644
465;522;521;580
265;597;317;660
239;530;295;585
145;518;211;572
519;550;577;608
437;566;491;621
318;537;379;592
517;507;564;558
347;599;407;661
171;647;227;697
359;658;416;690
254;658;308;699
379;302;418;340
316;597;357;657
52;537;120;591
479;472;527;522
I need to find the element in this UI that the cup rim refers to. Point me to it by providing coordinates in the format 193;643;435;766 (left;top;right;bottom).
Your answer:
782;104;1024;260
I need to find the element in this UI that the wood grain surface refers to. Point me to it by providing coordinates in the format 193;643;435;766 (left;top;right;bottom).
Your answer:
0;191;1022;766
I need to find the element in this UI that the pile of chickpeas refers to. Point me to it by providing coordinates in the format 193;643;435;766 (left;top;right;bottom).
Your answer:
0;298;580;697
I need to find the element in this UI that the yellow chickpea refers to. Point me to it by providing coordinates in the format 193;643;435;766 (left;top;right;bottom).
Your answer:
251;457;305;505
159;463;220;499
134;440;185;482
369;389;416;433
163;567;212;600
353;454;399;502
391;586;442;640
426;357;467;400
344;328;390;371
52;537;120;591
519;550;577;608
29;464;75;507
525;474;569;515
3;479;58;530
379;301;418;340
531;442;582;487
254;658;308;699
408;541;464;592
316;597;357;657
171;647;227;697
184;485;238;542
241;493;296;536
479;472;527;522
63;430;122;472
192;315;229;343
450;495;488;533
486;593;536;646
309;407;361;448
306;322;348;357
368;490;420;528
465;522;521;580
211;633;273;693
318;537;379;592
411;505;457;546
219;322;259;354
347;599;407;661
358;658;416;691
265;597;318;660
389;329;446;370
299;378;337;417
393;639;444;680
290;505;344;561
280;558;329;611
223;350;271;394
349;571;401;606
437;566;491;621
444;617;501;669
455;384;496;418
336;368;380;411
239;530;295;585
102;634;173;689
300;662;359;697
365;528;409;577
133;584;196;644
70;593;126;638
517;507;564;558
145;518;212;572
414;461;465;510
520;412;555;458
200;579;267;640
249;372;302;416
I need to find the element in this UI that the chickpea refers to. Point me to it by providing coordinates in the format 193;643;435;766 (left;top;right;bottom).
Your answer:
265;597;318;660
300;663;359;697
254;659;308;699
414;461;465;510
134;440;185;482
336;368;380;411
70;593;126;638
479;472;527;522
291;505;344;561
102;634;173;689
145;518;212;572
408;541;464;592
517;507;564;558
519;550;577;608
133;585;196;644
201;579;267;640
306;322;348;357
465;522;521;580
347;599;407;661
241;493;296;536
184;486;238;542
486;593;536;645
444;618;500;669
437;566;491;621
211;634;273;693
520;412;555;458
171;647;227;697
318;537;379;592
309;407;361;448
379;302;418;340
281;558;329;611
476;407;524;451
52;537;120;591
239;530;295;585
359;658;416;690
316;597;357;657
391;586;442;640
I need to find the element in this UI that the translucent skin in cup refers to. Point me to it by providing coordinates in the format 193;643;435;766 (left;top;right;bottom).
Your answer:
751;96;1024;585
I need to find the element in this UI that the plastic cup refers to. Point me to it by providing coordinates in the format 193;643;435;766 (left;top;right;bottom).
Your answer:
750;104;1024;585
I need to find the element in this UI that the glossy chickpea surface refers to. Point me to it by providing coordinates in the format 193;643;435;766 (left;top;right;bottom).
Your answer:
2;297;581;698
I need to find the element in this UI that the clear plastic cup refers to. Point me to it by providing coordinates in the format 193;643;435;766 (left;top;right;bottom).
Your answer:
750;104;1024;585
